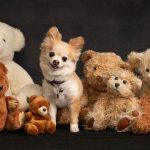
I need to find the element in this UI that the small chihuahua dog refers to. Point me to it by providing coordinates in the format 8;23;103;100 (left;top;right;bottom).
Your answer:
40;27;84;132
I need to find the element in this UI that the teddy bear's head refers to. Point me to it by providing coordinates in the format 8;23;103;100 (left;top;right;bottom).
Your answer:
128;49;150;84
107;69;142;98
0;22;25;62
28;96;49;116
81;50;130;90
0;62;9;96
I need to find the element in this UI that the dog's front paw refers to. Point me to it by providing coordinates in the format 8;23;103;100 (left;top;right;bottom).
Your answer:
70;124;79;133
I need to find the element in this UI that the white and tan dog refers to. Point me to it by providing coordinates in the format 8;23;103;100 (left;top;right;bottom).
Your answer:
40;27;84;132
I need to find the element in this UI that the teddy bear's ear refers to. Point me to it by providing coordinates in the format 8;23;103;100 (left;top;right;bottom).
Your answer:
47;26;62;42
120;62;132;71
131;77;142;92
69;36;84;51
0;62;7;74
81;50;95;63
13;28;25;52
28;95;37;103
127;51;143;69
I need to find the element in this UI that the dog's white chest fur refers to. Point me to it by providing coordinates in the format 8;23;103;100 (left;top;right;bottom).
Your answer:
42;77;79;107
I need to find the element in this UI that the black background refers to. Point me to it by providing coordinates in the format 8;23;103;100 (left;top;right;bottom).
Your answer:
0;0;150;150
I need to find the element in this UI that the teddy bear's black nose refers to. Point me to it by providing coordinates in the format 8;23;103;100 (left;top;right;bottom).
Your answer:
43;108;46;112
0;85;3;90
115;83;120;88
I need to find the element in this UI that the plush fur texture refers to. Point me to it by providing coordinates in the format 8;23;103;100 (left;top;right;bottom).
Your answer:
128;49;150;98
57;50;131;125
24;96;56;136
0;62;25;131
128;49;150;134
85;69;142;132
0;22;42;111
40;26;84;132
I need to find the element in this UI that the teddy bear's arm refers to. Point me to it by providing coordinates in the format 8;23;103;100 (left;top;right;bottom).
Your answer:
5;96;19;111
6;62;34;95
25;111;33;121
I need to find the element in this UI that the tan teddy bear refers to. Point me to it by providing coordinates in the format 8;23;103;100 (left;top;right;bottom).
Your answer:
24;96;56;135
128;49;150;98
85;69;142;132
57;50;130;125
128;49;150;134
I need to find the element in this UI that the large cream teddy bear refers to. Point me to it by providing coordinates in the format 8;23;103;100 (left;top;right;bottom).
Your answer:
0;22;42;111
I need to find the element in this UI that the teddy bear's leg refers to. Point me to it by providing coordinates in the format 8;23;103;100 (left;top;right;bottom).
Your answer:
132;114;150;134
45;121;56;134
5;111;25;130
85;102;108;130
0;97;7;131
57;107;70;125
24;123;39;135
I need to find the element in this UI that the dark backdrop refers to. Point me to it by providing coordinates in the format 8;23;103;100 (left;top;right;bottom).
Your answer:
0;0;150;150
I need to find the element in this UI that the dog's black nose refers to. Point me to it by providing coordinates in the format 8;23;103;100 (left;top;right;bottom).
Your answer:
0;85;3;90
115;83;120;88
43;108;46;112
53;60;59;66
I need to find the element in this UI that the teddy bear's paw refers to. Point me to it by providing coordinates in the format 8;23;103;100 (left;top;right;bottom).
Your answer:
117;117;130;132
70;123;79;133
19;112;25;127
46;121;56;134
8;99;19;111
86;117;94;128
25;124;38;136
132;110;139;117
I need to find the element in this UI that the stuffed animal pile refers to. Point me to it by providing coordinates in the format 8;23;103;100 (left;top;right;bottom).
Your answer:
1;22;150;135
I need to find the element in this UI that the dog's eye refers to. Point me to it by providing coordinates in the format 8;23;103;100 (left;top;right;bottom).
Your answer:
2;39;6;43
146;68;149;72
62;56;67;62
49;52;55;57
115;77;118;80
123;80;127;84
93;67;97;71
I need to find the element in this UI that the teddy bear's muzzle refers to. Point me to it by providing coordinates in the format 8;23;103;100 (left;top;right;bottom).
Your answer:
38;106;48;116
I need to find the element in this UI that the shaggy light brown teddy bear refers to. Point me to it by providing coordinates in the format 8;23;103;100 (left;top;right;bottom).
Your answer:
128;49;150;98
85;69;142;132
128;49;150;134
57;50;130;125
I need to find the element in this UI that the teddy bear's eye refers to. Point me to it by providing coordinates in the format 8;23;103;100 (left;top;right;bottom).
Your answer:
2;39;6;43
146;68;149;72
62;56;67;62
115;77;118;80
49;52;55;57
123;80;127;84
93;67;97;71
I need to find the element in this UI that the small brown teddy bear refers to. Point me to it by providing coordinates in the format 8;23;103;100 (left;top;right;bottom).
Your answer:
24;96;56;135
0;62;25;131
57;50;131;125
128;49;150;134
85;69;142;132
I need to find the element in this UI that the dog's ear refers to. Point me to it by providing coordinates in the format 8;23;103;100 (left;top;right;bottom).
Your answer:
47;26;62;41
81;50;95;63
69;36;84;52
